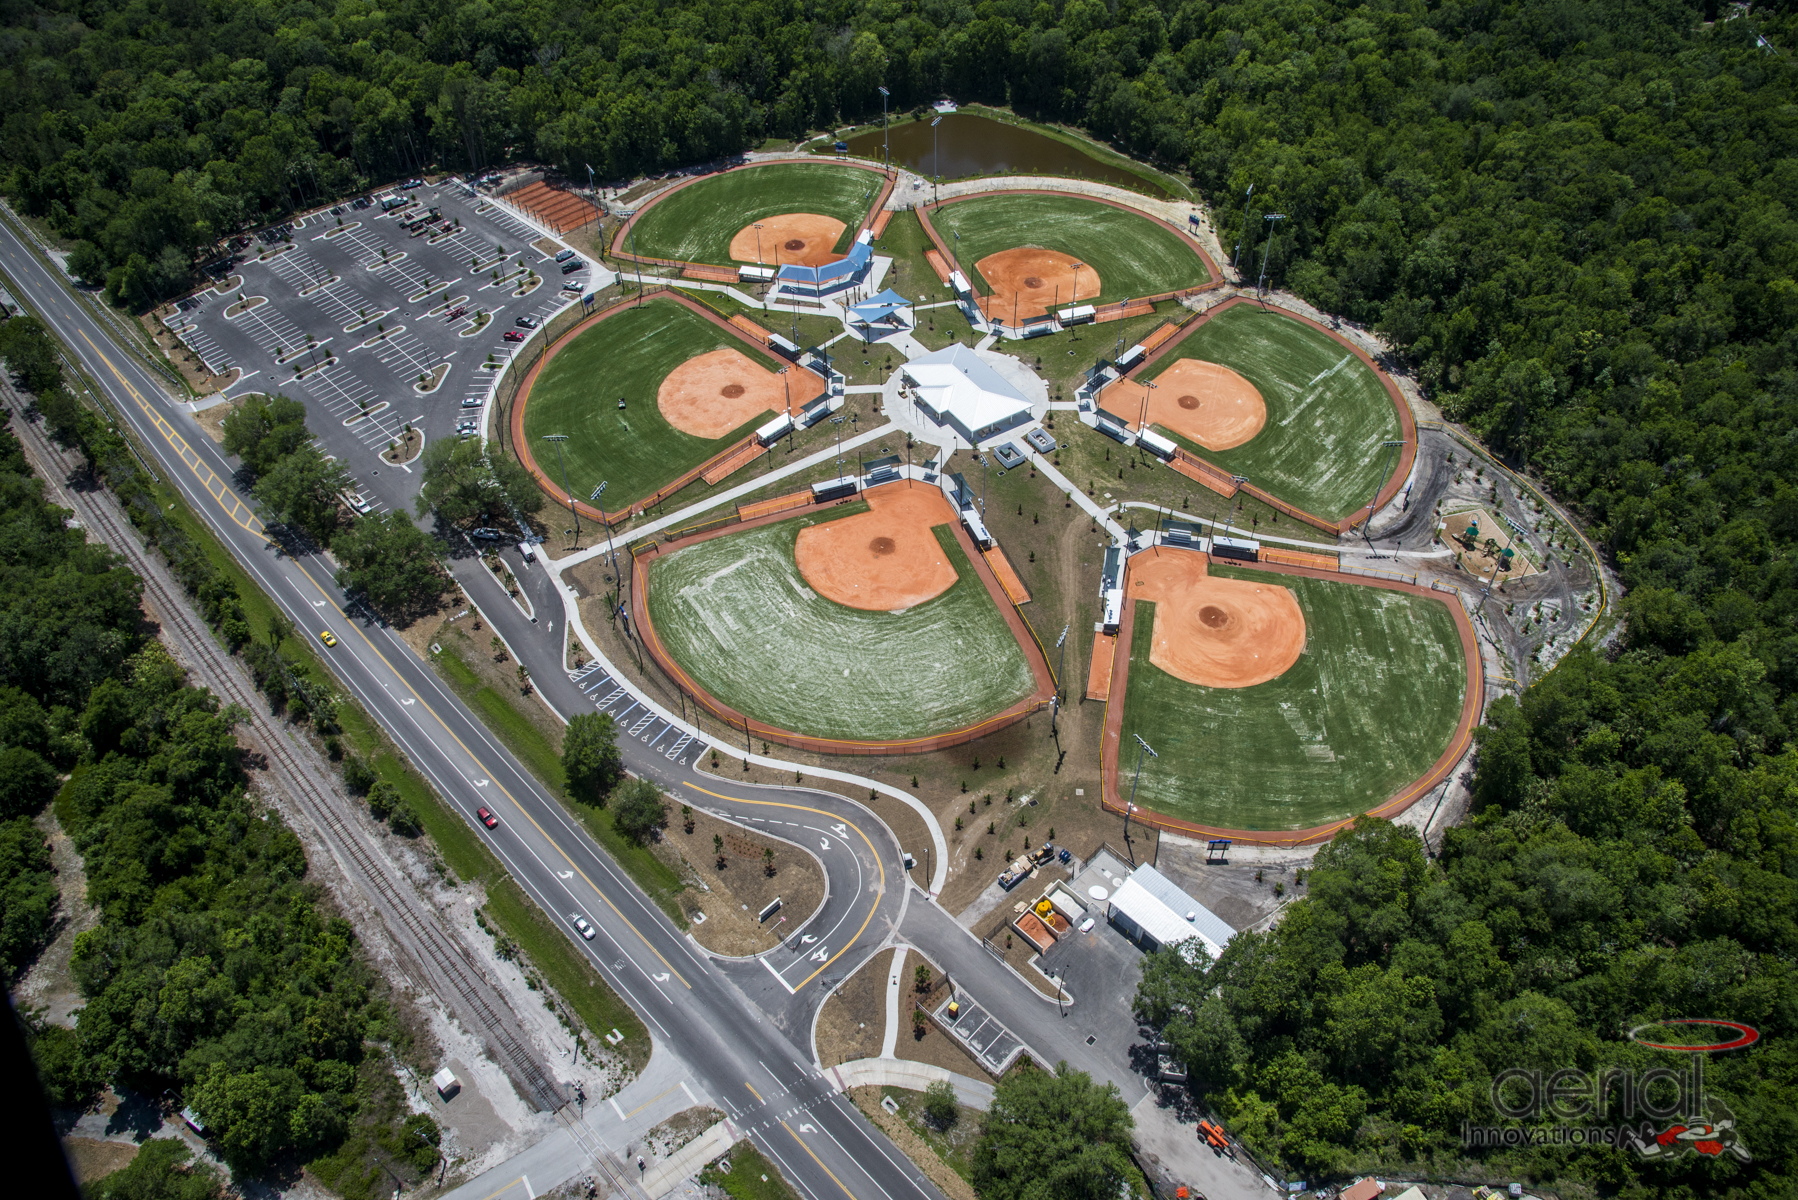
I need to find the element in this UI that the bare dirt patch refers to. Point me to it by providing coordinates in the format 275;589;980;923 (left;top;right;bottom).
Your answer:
659;807;823;956
656;348;820;439
847;1087;980;1200
793;483;960;611
192;396;244;444
1130;549;1305;688
62;1137;138;1184
643;1106;726;1158
815;947;892;1067
973;247;1100;322
1099;358;1266;451
729;213;850;267
1443;507;1541;581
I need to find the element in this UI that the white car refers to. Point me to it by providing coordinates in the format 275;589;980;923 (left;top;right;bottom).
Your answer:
343;492;373;514
561;280;585;293
570;913;596;940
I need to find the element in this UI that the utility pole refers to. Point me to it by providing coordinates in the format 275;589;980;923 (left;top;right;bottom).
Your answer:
832;415;847;479
1256;213;1287;298
542;434;581;546
1055;623;1069;704
931;116;943;208
589;480;619;580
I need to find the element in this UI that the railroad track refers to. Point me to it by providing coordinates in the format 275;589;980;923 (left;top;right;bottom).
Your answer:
7;403;568;1114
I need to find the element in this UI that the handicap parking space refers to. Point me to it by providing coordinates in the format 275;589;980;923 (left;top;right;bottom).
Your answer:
571;663;703;766
934;990;1024;1074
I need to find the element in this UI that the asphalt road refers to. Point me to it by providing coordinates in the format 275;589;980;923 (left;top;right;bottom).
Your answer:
0;213;944;1200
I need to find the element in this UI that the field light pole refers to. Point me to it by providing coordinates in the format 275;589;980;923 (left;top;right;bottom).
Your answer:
1256;213;1286;299
1056;624;1069;705
589;480;619;580
978;453;989;513
628;222;645;304
1125;734;1158;863
878;87;891;173
779;365;792;417
931;116;943;208
1070;262;1085;337
584;162;603;231
1139;379;1157;435
541;434;580;546
831;415;847;480
1232;183;1255;273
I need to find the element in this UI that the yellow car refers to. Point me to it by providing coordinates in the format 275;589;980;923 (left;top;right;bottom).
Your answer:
319;630;338;647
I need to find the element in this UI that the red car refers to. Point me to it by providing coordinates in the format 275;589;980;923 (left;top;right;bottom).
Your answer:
476;807;498;828
502;330;525;342
446;306;467;320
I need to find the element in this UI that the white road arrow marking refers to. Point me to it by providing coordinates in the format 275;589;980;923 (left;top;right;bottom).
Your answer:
801;935;817;945
831;823;846;836
557;871;573;880
475;779;489;787
653;973;670;982
402;698;415;705
809;946;829;962
799;1123;816;1133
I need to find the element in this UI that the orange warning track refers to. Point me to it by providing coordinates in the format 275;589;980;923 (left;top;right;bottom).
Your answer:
794;485;959;611
983;546;1030;604
1098;554;1485;847
1128;550;1305;689
1086;633;1118;700
658;347;823;440
972;248;1100;322
729;213;847;267
1101;359;1267;451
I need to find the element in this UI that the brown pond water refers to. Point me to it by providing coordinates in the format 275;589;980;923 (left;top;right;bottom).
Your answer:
829;112;1174;199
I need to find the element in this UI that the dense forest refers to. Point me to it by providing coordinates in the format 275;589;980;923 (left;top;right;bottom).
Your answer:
0;337;438;1190
3;0;1796;1193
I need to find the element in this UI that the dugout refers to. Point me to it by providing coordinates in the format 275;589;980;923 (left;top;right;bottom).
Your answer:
1056;304;1096;325
766;334;801;360
1116;343;1147;370
755;413;795;446
811;478;859;503
1095;412;1133;444
739;264;777;283
961;507;995;550
1137;428;1177;460
1212;536;1261;562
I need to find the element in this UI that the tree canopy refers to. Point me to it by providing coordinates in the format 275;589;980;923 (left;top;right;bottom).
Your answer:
332;509;448;617
970;1063;1138;1200
416;434;543;528
222;393;312;478
561;711;623;806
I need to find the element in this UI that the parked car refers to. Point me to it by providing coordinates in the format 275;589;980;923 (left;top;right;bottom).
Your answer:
342;491;372;514
561;281;584;293
560;259;584;274
570;913;596;940
554;248;576;263
461;396;483;408
514;315;539;328
470;527;506;541
503;330;525;342
476;806;499;828
446;306;467;319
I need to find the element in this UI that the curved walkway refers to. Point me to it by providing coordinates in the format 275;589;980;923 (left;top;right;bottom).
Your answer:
629;481;1056;756
1096;552;1485;847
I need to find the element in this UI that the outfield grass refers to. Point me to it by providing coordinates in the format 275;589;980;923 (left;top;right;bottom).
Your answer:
646;518;1035;741
1141;305;1402;522
524;297;786;510
628;162;882;265
933;194;1211;305
1117;568;1466;830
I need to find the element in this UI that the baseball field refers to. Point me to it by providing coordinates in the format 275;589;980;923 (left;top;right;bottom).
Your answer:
933;194;1211;319
521;297;809;509
625;163;882;267
1116;564;1466;830
1134;305;1401;521
644;517;1036;741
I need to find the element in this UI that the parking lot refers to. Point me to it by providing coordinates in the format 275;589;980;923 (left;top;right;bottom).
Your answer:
165;179;615;519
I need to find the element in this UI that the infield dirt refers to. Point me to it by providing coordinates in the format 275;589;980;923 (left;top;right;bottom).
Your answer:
795;486;961;611
729;213;849;267
1129;550;1305;688
973;247;1100;322
657;346;824;439
1100;359;1266;451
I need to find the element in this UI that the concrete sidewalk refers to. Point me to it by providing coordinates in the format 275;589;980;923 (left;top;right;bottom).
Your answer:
826;1057;996;1110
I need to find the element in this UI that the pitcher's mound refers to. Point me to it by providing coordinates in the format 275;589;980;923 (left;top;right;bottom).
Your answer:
1130;550;1304;688
658;348;825;439
729;214;848;268
1100;359;1265;451
974;248;1101;323
795;486;960;611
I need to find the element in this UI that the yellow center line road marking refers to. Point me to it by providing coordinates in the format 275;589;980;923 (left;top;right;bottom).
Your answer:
476;1176;527;1200
745;1082;764;1103
688;789;886;990
623;1083;684;1120
783;1119;860;1200
286;558;693;989
77;329;264;534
